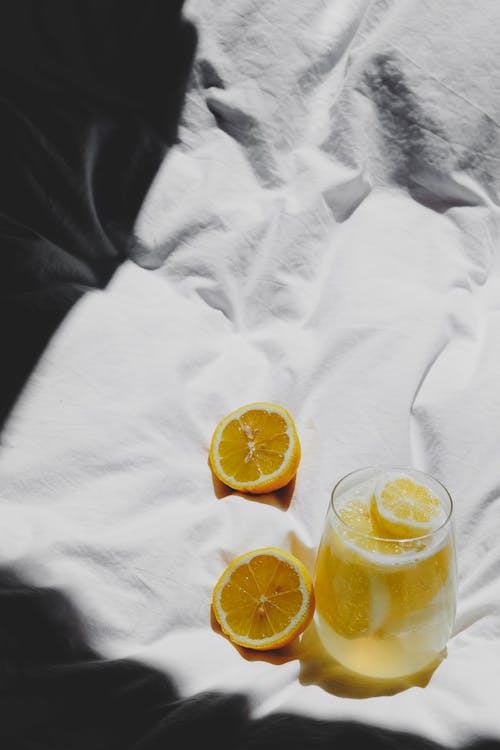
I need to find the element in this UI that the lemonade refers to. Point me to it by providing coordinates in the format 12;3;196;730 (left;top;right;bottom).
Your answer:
314;466;457;679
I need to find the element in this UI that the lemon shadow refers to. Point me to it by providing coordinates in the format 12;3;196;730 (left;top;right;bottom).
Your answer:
297;619;446;698
209;459;296;511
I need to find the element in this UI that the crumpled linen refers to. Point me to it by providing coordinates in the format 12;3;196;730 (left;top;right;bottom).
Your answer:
2;0;500;746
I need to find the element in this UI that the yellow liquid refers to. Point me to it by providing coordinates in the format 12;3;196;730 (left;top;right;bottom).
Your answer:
314;478;456;679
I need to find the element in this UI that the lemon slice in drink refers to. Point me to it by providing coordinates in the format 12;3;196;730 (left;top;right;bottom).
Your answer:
371;472;443;539
314;498;392;639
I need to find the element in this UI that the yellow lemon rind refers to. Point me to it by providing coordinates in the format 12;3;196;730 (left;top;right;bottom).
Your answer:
208;402;301;494
212;547;314;650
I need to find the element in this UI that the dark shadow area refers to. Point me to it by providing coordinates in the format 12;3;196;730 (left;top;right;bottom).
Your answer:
0;567;249;749
242;719;500;750
0;0;197;430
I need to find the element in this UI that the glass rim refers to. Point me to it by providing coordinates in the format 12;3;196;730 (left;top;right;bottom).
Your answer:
329;464;454;544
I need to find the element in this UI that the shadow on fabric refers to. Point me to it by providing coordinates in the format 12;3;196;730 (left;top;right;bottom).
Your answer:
0;0;197;429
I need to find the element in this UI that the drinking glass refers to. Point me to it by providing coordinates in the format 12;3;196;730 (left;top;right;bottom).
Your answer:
313;466;457;679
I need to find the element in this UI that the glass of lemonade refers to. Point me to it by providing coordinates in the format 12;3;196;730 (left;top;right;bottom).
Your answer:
313;466;457;680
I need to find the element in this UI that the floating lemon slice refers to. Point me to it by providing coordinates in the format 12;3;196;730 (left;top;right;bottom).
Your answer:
314;536;389;639
315;499;392;639
208;402;301;493
212;547;314;650
371;472;443;539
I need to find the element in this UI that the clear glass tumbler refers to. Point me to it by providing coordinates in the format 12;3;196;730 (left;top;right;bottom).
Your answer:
313;466;457;679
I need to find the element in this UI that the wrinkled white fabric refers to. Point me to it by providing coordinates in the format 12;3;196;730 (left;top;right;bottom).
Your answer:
2;0;500;745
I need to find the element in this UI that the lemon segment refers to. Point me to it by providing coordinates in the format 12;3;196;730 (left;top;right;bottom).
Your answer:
209;402;301;493
212;547;315;650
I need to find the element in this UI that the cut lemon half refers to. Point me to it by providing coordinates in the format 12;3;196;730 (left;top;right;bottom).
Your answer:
371;473;444;539
212;547;315;650
208;402;301;493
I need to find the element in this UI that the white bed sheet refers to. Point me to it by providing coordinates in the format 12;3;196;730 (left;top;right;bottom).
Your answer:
2;0;500;746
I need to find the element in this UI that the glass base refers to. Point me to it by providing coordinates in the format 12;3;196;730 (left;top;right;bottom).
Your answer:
314;613;446;680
